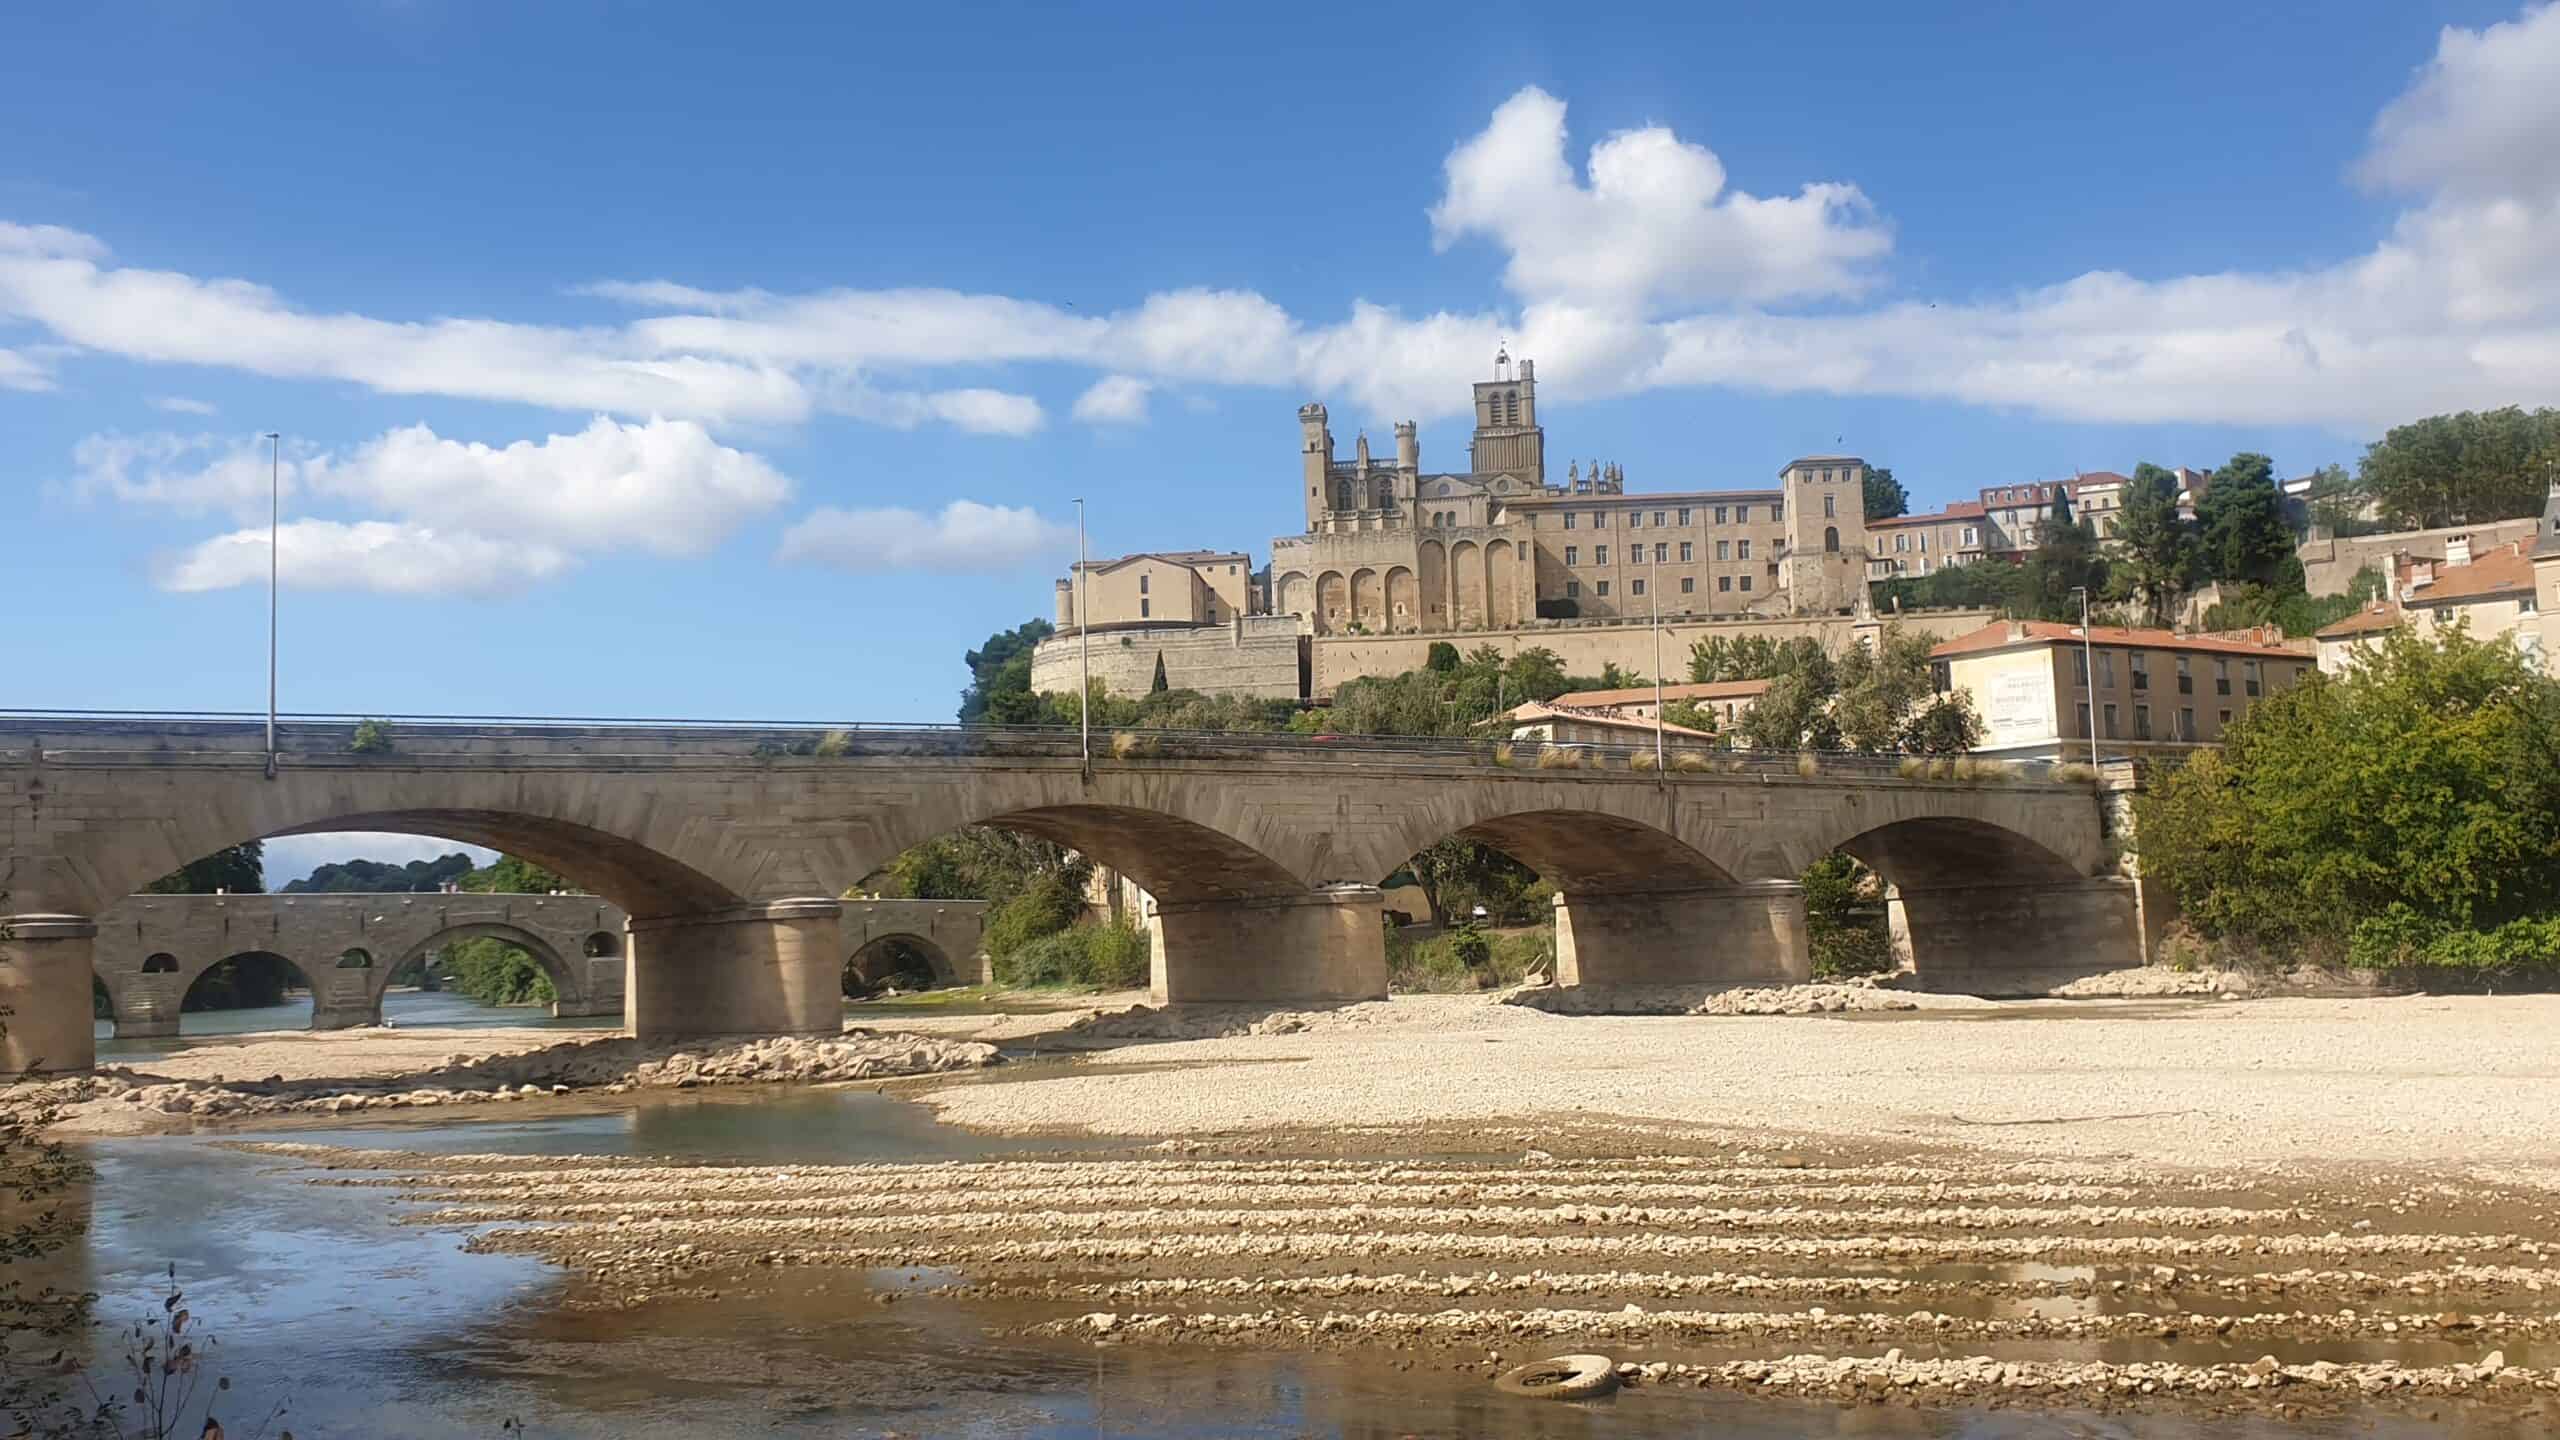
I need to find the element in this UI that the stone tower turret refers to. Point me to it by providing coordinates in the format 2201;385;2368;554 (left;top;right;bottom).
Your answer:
1465;352;1544;487
1299;402;1333;530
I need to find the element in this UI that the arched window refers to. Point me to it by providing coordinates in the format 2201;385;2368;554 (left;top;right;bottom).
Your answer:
1824;526;1841;553
141;952;180;974
1336;482;1352;511
336;947;374;969
583;931;621;959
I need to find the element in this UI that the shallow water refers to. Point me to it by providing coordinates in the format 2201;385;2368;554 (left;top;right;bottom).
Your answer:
35;1078;2546;1438
95;986;622;1058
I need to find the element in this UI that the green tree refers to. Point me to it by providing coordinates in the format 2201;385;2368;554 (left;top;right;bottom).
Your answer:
144;841;264;895
280;852;475;893
461;855;574;894
2136;625;2560;954
2011;516;2107;622
1862;467;1909;520
2358;407;2560;530
1659;699;1718;735
2107;462;2199;624
1424;641;1461;672
2195;453;2300;590
959;618;1055;725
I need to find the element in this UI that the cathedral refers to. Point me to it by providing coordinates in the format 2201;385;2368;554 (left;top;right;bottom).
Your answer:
1268;352;1873;634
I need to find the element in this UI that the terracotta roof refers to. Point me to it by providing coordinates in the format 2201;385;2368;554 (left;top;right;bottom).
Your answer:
2068;471;2132;492
2314;604;2403;640
1869;502;1986;529
1504;489;1781;506
1781;454;1866;470
1548;678;1772;709
1503;702;1718;740
1931;620;2308;661
2402;541;2536;608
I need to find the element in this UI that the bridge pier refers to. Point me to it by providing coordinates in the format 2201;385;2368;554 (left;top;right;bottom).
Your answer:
625;899;844;1042
1893;877;2144;985
1151;886;1388;1006
2;915;99;1074
1552;884;1811;988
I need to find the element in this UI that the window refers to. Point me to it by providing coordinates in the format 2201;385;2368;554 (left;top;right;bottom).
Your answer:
2219;709;2233;726
1823;493;1837;519
2095;651;2115;686
2135;704;2152;740
1138;574;1150;594
1653;543;1667;563
1823;526;1840;553
2176;655;2192;693
1918;533;1928;552
1737;540;1752;559
1653;511;1666;527
1739;575;1753;591
1718;576;1732;592
2130;653;2150;690
1716;539;1731;560
2103;703;2119;738
1336;483;1351;510
1629;510;1642;529
1596;580;1610;597
2179;707;2196;740
1961;526;1979;546
2074;651;2089;686
1564;512;1577;531
2244;660;2261;697
1563;546;1578;565
1679;541;1693;562
1591;511;1607;528
2215;659;2231;695
1714;506;1729;524
1139;598;1150;618
2076;702;2091;737
1594;545;1609;564
1677;508;1691;525
1680;577;1694;594
1631;578;1646;596
1565;581;1580;598
1774;500;1783;521
1895;534;1910;553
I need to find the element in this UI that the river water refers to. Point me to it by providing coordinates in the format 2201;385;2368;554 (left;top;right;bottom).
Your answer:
34;1009;2552;1438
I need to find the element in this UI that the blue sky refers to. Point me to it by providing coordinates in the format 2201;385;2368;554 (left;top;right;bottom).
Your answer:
7;0;2556;789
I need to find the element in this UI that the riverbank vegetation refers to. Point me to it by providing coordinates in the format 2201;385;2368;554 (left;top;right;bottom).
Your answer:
2137;627;2560;979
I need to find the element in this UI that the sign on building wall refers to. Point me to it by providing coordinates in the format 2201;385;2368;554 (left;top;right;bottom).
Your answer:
1980;662;2056;749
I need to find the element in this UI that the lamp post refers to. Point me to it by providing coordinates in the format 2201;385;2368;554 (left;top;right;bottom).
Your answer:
1075;498;1090;767
2072;584;2100;767
265;431;281;779
1650;562;1665;773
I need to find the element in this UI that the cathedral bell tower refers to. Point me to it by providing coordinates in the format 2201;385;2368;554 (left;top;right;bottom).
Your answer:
1465;348;1544;488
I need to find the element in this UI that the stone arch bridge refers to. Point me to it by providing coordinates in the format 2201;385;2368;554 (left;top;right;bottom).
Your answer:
4;718;2150;1072
86;891;988;1040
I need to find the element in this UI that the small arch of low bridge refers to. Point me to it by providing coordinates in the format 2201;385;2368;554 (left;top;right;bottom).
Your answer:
3;718;2148;1071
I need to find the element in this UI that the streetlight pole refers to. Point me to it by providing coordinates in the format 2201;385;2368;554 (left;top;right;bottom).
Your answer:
1650;559;1665;773
1075;498;1090;767
265;432;281;780
2073;584;2100;768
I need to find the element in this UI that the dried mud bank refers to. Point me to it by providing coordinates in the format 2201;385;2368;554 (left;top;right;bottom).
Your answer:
239;1122;2560;1418
36;1031;999;1135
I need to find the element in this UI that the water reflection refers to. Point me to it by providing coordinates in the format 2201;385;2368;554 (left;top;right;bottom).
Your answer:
96;988;621;1058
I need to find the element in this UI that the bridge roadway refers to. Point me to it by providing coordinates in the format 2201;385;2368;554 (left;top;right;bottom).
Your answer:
3;715;2153;1072
86;891;988;1039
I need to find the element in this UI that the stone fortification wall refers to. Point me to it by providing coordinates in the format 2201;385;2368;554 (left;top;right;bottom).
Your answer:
2298;518;2539;597
1029;616;1305;702
1310;608;1998;699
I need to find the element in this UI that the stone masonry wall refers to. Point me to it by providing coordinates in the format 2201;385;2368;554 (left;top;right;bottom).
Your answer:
1030;616;1304;702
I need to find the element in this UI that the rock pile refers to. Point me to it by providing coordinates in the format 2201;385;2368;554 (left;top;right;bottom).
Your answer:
1502;979;1924;1016
39;1031;1001;1129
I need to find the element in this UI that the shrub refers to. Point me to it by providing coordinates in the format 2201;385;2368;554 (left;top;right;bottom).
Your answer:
1629;749;1659;772
1535;746;1583;770
349;718;393;754
1896;756;1928;780
1111;730;1158;759
983;873;1086;960
1794;752;1821;778
815;729;852;758
2050;761;2101;785
994;922;1152;989
1449;925;1493;969
1670;750;1711;773
1810;923;1894;979
1386;924;1552;992
1491;743;1516;768
2156;923;2212;973
2344;905;2560;976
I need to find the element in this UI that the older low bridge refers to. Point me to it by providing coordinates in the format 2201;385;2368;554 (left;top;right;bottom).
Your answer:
86;890;990;1039
4;716;2152;1072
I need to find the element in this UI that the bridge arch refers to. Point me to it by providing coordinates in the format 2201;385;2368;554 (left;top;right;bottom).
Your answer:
1821;813;2132;980
378;923;588;1014
846;932;960;990
177;950;315;1025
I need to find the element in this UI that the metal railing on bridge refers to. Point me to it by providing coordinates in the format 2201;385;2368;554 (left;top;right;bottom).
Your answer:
0;708;2109;784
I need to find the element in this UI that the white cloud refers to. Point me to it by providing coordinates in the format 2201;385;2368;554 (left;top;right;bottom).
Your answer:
87;416;791;595
1072;374;1151;424
0;347;52;391
149;395;218;415
156;518;573;597
1429;87;1890;309
9;13;2560;438
777;500;1071;574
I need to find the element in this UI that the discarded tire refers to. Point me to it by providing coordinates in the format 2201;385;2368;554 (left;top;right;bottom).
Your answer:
1493;1354;1619;1400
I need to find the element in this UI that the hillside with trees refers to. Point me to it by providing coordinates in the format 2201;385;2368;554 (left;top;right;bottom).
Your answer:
280;852;478;893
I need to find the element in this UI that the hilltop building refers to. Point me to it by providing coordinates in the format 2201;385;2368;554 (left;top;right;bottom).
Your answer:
1932;620;2315;760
